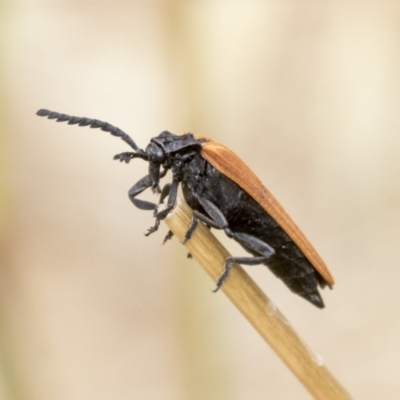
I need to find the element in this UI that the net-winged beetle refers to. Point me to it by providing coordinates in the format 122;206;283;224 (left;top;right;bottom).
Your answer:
37;109;334;308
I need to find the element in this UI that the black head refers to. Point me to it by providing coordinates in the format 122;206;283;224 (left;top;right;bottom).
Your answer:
144;131;204;191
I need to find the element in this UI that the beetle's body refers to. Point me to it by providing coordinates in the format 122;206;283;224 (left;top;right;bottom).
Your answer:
37;109;334;308
152;132;331;308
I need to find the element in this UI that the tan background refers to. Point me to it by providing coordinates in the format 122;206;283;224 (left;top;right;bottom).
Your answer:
1;1;400;399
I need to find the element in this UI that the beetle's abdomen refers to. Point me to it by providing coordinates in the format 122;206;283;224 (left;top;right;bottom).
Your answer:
225;183;326;307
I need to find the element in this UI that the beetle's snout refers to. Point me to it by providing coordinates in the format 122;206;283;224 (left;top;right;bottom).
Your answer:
146;143;165;163
148;161;162;193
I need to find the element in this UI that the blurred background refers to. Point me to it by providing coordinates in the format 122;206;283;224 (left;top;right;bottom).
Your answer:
1;1;400;399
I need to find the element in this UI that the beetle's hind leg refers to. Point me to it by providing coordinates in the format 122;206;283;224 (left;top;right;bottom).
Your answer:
213;256;270;292
184;196;276;290
213;232;275;291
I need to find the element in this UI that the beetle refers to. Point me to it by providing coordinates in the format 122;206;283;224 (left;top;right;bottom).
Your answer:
36;108;334;308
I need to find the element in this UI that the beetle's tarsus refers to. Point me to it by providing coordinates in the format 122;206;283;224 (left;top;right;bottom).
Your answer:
162;230;174;244
145;218;160;236
152;184;161;194
212;279;224;293
182;216;198;244
213;261;233;292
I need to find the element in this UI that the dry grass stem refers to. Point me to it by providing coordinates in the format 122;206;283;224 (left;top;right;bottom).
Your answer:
164;198;352;400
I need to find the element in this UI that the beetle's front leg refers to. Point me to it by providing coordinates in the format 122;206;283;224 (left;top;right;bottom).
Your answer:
145;176;180;237
155;176;179;220
127;168;169;227
213;234;275;291
145;182;174;237
128;174;158;211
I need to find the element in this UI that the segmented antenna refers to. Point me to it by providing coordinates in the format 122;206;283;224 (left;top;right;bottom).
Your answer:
36;109;140;151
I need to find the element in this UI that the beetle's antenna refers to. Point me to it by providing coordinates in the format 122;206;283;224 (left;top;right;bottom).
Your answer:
36;109;140;152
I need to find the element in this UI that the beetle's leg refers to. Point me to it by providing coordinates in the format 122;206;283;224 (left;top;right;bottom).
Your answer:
145;218;162;237
146;183;173;237
145;181;175;238
184;196;277;290
191;202;325;305
155;177;179;220
128;175;157;211
183;197;230;244
159;183;171;204
228;232;276;257
213;233;275;291
128;169;170;235
162;227;192;258
182;216;198;244
158;175;196;258
145;181;178;236
128;175;166;236
158;184;174;243
197;197;229;228
213;256;270;292
162;230;174;244
182;196;229;255
182;221;213;257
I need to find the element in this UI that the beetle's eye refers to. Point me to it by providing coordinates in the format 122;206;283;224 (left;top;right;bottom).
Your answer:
146;143;165;163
